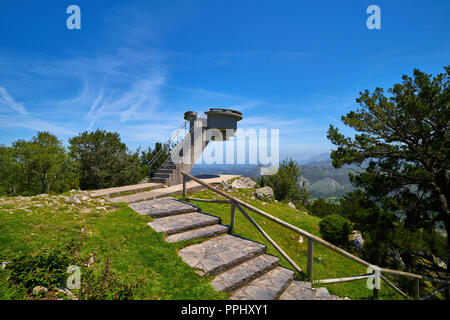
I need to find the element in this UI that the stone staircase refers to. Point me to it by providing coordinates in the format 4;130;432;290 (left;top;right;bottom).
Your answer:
149;160;179;185
130;197;345;300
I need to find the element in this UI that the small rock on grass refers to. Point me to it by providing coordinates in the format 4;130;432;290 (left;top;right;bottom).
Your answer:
231;177;256;189
32;286;48;296
57;287;78;300
253;186;274;200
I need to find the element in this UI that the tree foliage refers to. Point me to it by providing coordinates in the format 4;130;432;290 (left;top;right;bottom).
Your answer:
260;158;310;204
0;145;22;195
319;214;352;249
327;66;450;267
69;129;141;190
0;132;75;195
139;142;171;178
306;198;340;218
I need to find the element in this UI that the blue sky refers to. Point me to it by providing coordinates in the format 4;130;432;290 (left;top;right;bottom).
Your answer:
0;0;449;162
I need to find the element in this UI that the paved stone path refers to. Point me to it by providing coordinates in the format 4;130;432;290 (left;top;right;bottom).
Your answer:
89;182;161;198
129;196;346;300
107;174;240;203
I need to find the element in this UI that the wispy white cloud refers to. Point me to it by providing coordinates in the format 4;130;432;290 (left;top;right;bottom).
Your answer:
0;87;27;114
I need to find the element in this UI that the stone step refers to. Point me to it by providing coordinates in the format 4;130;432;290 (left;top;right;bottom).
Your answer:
148;212;220;235
149;177;168;184
157;169;175;174
279;281;345;300
178;234;266;276
229;266;294;300
163;165;177;170
109;175;241;203
211;254;280;292
154;172;171;178
165;224;229;243
89;182;162;197
279;281;314;300
129;197;199;218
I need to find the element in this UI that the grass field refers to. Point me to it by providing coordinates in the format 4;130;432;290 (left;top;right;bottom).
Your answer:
0;193;227;300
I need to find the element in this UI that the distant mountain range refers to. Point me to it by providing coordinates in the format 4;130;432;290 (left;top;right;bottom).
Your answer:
191;155;359;200
298;160;356;199
190;164;261;179
297;152;332;165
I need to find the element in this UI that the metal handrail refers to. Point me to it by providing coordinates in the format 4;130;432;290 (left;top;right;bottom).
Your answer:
148;113;204;174
147;122;186;170
181;171;450;300
160;113;206;168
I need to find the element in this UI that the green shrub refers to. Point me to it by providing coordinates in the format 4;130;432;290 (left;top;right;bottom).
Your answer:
79;257;145;300
259;158;310;204
319;214;352;248
8;248;75;292
307;198;339;217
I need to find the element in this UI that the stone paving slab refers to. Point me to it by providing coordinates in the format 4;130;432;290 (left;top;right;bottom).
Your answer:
311;287;345;300
279;281;314;300
230;266;294;300
109;174;240;203
89;182;161;197
165;224;229;243
211;254;280;292
178;234;266;276
148;212;220;235
130;197;199;218
280;281;347;300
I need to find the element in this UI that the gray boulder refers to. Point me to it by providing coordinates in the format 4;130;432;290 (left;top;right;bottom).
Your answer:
32;286;48;296
221;181;233;192
387;247;406;270
288;202;297;209
231;177;256;189
253;186;274;200
350;231;364;254
138;178;150;184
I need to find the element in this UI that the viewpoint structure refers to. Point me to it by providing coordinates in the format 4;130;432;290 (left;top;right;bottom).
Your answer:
149;108;243;185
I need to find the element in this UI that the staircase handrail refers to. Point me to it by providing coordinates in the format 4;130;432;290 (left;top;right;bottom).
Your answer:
160;113;206;168
181;171;450;300
147;113;201;172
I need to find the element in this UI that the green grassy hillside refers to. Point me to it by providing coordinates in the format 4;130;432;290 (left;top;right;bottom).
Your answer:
0;192;226;300
0;186;406;300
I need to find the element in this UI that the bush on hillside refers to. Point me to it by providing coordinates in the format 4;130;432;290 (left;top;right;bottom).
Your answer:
306;198;339;217
319;214;352;249
259;158;310;205
7;248;76;292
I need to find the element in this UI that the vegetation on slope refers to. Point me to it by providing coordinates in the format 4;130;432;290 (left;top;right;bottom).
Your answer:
0;192;226;300
180;187;404;300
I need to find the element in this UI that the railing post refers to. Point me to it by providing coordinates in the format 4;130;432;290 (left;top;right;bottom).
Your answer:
373;287;379;299
182;174;186;198
414;279;420;300
371;267;381;300
307;238;314;282
229;202;236;234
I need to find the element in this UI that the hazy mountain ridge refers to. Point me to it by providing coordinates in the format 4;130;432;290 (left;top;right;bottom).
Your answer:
299;160;356;199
